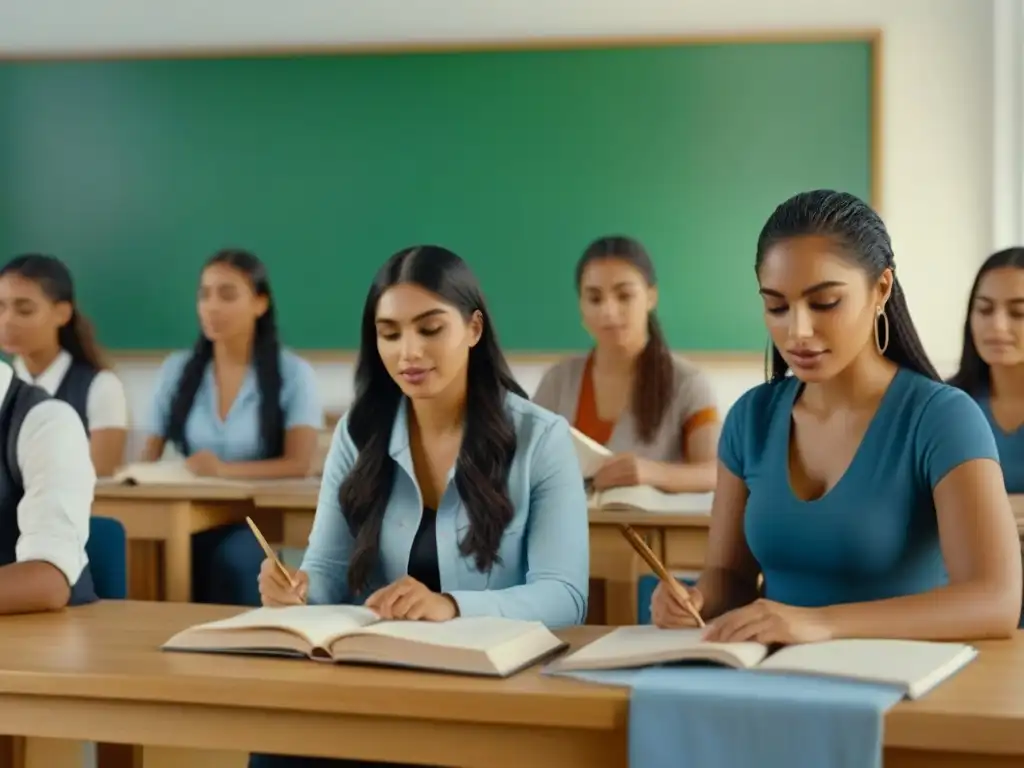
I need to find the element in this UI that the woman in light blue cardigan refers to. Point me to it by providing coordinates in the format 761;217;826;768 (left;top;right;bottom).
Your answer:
252;245;590;768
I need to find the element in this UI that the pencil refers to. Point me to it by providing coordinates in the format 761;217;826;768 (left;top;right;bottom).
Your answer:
245;516;299;591
619;523;705;628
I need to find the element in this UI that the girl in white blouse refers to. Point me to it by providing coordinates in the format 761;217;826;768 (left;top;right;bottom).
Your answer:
0;254;128;477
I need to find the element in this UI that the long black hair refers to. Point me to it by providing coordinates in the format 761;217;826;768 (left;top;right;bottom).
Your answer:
0;254;108;370
165;249;284;457
948;247;1024;396
756;190;939;382
340;245;526;595
575;236;675;443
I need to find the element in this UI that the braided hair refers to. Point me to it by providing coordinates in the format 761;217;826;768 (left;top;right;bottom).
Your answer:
756;190;939;383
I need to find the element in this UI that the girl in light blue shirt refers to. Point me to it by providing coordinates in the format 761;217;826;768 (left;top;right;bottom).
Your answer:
142;249;323;606
252;245;589;768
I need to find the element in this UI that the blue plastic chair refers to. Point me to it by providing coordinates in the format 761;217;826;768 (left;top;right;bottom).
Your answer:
86;516;128;599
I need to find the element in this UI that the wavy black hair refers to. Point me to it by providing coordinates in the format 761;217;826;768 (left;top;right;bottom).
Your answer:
340;245;526;595
948;247;1024;396
165;249;284;457
756;190;939;382
0;254;108;370
576;236;676;443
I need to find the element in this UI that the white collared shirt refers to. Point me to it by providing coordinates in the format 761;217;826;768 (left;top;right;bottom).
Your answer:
13;350;129;431
0;362;93;584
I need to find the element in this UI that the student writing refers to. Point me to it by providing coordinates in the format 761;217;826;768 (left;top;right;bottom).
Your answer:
253;246;589;768
533;236;719;493
141;249;323;606
0;357;97;613
0;254;128;476
652;190;1022;642
948;248;1024;491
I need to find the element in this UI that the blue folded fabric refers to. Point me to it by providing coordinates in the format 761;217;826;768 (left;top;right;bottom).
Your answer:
553;666;904;768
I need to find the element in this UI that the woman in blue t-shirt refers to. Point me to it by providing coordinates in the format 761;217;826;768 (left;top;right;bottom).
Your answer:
948;248;1024;492
652;190;1022;642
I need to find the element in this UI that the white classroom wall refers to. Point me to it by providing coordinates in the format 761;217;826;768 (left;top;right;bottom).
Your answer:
0;0;1005;432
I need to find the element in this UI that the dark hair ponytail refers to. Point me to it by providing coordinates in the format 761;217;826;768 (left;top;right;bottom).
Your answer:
756;190;939;382
575;236;675;442
0;253;109;370
340;246;526;595
165;249;284;457
948;247;1024;396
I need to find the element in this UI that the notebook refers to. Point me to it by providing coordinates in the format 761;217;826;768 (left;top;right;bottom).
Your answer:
108;460;248;486
570;428;713;514
550;626;977;700
162;604;567;678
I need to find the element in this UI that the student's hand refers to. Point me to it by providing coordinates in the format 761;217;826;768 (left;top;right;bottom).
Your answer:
186;450;223;477
364;576;459;621
651;581;705;628
701;599;833;645
593;453;654;490
258;558;309;606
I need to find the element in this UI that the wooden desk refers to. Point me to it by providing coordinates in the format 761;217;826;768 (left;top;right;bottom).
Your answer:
252;482;713;625
0;602;1024;768
92;483;279;602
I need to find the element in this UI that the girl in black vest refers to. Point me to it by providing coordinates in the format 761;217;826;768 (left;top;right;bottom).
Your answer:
0;255;128;477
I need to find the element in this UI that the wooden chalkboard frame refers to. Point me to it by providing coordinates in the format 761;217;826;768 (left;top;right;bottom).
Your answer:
0;28;883;365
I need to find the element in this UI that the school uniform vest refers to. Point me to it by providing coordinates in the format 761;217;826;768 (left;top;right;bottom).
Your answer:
0;378;96;606
53;360;98;432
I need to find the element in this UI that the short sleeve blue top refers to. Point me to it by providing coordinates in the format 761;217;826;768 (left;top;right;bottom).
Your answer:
719;368;999;608
975;397;1024;493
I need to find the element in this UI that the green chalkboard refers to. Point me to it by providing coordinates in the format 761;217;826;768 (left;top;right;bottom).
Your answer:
0;40;873;351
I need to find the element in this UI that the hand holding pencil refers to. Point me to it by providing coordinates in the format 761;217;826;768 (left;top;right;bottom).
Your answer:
618;523;705;629
248;516;309;606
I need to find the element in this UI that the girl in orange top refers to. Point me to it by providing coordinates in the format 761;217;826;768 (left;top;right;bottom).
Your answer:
534;235;720;493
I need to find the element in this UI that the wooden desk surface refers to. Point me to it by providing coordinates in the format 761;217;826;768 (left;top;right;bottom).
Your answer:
94;482;254;502
0;602;624;729
0;601;1023;760
252;481;713;527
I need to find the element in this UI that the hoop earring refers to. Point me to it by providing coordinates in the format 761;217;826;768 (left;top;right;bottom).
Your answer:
874;306;890;355
764;338;774;383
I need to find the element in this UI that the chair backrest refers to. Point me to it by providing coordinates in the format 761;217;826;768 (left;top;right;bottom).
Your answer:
86;516;127;600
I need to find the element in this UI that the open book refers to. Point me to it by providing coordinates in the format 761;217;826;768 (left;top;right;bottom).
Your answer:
570;427;713;514
107;460;248;486
551;626;977;700
163;604;567;677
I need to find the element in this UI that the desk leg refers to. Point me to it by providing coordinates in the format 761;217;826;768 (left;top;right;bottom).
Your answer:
20;738;83;768
163;504;193;603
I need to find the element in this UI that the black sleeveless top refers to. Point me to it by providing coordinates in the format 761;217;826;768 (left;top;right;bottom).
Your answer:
52;359;99;433
0;378;96;606
407;507;441;592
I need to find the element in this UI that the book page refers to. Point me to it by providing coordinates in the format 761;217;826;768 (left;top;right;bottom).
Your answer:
192;605;380;648
556;625;768;671
358;616;545;650
570;427;612;478
759;639;978;698
597;485;713;514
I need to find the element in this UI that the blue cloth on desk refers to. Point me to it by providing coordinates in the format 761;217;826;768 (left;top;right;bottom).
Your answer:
555;666;904;768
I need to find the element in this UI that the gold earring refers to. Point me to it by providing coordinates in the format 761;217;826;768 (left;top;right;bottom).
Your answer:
874;306;889;355
764;338;774;383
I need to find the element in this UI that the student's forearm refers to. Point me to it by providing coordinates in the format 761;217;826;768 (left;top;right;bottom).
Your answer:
820;581;1020;641
0;561;71;614
647;460;717;494
218;457;313;480
697;567;760;620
